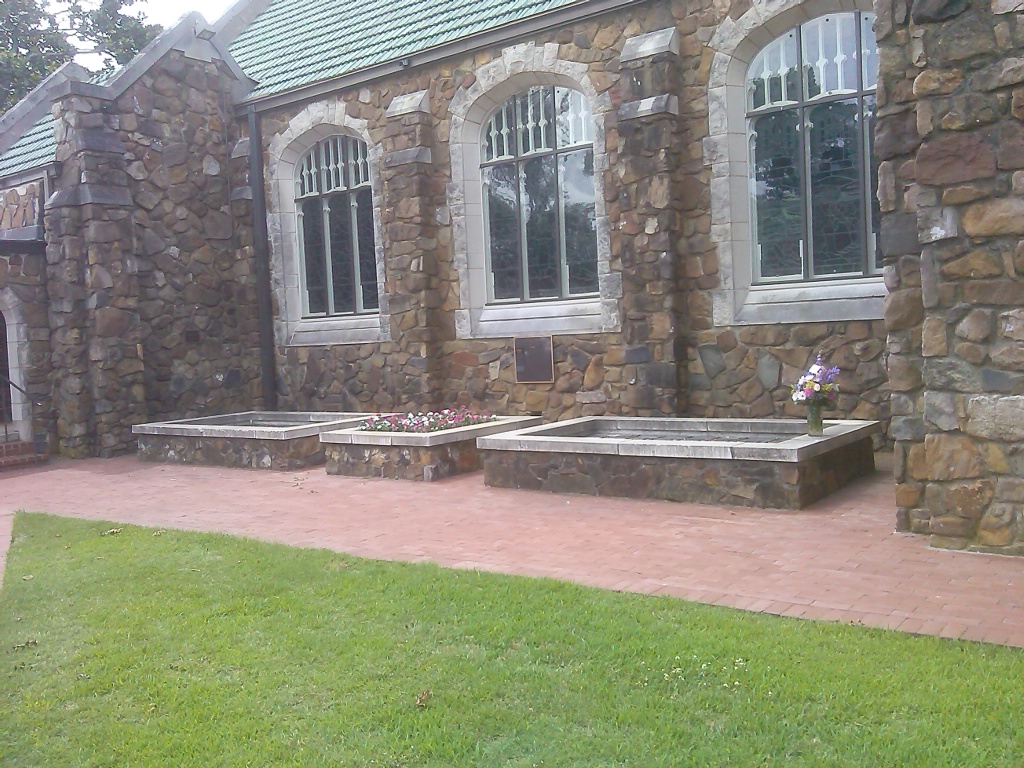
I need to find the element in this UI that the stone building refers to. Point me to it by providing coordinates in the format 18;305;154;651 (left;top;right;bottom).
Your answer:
0;0;1021;552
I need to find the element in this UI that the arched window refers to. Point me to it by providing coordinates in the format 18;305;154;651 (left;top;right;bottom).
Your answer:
295;136;379;316
0;312;11;423
747;11;879;283
481;86;598;302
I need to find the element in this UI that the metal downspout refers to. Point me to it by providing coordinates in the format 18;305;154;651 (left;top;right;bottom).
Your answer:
246;105;279;410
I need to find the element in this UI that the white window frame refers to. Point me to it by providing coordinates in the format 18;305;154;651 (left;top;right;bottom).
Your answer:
705;0;885;327
266;100;389;346
294;136;378;318
0;288;31;440
448;43;620;339
480;85;599;304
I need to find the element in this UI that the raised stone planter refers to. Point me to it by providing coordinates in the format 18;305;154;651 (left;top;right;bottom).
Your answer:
478;417;882;509
134;411;371;470
322;416;543;481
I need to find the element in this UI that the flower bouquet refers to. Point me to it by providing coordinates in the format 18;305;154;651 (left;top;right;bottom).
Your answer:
790;354;839;435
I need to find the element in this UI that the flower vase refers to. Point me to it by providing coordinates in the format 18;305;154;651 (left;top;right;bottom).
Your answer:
806;401;824;436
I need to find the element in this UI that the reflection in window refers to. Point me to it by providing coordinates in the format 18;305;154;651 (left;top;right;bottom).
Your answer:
481;86;598;302
295;136;378;316
747;12;879;282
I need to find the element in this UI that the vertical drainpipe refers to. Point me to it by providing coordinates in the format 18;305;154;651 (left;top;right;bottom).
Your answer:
247;104;279;410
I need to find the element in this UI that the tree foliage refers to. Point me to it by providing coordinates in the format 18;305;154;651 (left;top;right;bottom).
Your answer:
1;0;160;115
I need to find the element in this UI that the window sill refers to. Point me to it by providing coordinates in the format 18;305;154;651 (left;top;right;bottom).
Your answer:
715;277;886;326
456;296;610;339
284;313;388;346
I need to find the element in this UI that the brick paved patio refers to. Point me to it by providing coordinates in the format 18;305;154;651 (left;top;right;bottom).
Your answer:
1;455;1021;647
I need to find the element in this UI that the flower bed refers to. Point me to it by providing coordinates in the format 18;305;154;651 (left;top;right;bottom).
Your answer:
321;414;542;481
359;408;497;433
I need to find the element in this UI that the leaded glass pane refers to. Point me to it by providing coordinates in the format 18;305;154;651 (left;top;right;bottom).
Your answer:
802;14;859;100
861;13;878;90
747;29;800;110
517;86;555;156
555;87;592;148
327;193;355;313
560;149;598;295
300;198;327;314
808;99;864;276
752;110;803;280
484;164;521;300
522;154;559;298
297;148;320;198
355;187;378;310
484;101;516;163
322;137;345;192
865;95;882;271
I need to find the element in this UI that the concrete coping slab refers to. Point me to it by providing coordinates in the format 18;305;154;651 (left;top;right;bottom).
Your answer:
321;415;543;448
132;411;374;440
476;416;883;462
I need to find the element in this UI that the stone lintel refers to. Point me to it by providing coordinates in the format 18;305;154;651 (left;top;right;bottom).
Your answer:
620;28;680;62
384;146;433;168
386;90;431;117
230;186;254;201
617;95;679;121
47;184;132;208
70;128;125;154
0;225;45;241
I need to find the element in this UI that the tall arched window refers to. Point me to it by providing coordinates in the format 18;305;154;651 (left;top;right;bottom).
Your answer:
0;312;11;423
295;136;379;316
747;11;879;283
482;86;598;302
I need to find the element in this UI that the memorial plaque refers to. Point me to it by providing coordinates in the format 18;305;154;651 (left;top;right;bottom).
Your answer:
514;336;554;384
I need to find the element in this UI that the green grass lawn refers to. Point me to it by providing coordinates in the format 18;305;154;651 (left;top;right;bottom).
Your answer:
1;513;1022;767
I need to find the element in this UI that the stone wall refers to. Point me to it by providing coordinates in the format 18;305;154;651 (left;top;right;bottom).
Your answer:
878;0;1024;552
0;245;52;442
259;0;890;426
43;42;262;457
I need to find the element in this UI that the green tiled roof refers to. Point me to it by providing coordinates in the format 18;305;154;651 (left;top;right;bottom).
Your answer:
0;115;55;180
230;0;585;99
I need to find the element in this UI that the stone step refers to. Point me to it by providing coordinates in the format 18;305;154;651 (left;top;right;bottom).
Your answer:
0;440;47;471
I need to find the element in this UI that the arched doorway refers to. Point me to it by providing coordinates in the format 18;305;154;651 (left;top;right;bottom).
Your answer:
0;312;12;425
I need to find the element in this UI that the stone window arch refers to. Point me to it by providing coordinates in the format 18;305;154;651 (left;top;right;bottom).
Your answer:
705;0;884;326
266;100;389;345
0;289;30;438
448;43;619;339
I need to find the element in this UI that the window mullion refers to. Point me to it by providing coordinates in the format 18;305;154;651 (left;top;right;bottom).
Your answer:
350;192;362;314
296;204;311;315
555;150;570;298
518;160;530;301
321;197;335;316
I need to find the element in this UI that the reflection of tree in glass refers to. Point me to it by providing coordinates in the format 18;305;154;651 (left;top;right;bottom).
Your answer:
485;165;521;300
562;150;598;294
753;111;802;278
523;156;559;298
809;100;863;275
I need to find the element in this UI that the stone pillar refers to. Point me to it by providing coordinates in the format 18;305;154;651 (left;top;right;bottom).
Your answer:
879;0;1024;551
614;28;687;415
380;90;444;409
45;92;146;457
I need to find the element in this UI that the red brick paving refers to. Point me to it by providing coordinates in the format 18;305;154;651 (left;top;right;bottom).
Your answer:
1;456;1022;648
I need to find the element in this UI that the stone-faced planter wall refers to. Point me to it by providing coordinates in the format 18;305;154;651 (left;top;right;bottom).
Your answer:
479;417;881;509
321;416;542;481
878;0;1024;552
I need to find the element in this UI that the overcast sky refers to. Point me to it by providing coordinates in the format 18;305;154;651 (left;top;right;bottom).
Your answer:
131;0;240;29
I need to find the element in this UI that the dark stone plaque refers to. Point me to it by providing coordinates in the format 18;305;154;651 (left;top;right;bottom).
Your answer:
514;336;554;383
